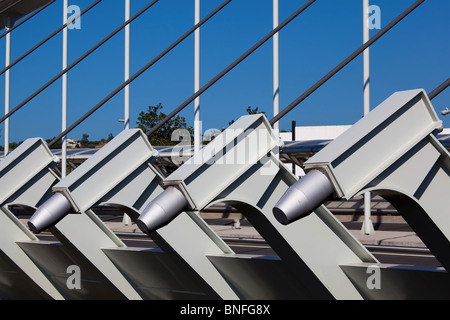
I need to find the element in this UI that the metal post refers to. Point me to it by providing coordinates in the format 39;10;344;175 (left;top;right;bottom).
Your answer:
273;0;279;135
0;0;102;79
292;120;296;175
146;0;315;137
48;0;232;147
362;0;374;235
194;0;201;153
4;29;10;156
123;0;132;226
1;10;19;159
62;0;68;177
124;0;130;130
0;0;154;130
269;0;425;126
363;1;370;118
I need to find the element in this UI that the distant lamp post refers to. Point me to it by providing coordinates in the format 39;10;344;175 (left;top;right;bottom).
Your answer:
441;108;450;116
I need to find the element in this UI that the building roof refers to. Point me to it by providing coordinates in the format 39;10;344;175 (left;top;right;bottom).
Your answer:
27;133;450;169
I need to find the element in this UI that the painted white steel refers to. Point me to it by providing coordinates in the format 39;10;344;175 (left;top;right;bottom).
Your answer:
124;0;130;130
194;0;201;153
62;0;68;178
363;0;373;235
4;31;10;156
273;0;279;134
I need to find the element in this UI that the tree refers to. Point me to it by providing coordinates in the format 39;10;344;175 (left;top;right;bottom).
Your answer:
246;106;265;115
45;138;62;149
228;106;266;126
80;133;90;148
77;133;114;148
136;103;193;146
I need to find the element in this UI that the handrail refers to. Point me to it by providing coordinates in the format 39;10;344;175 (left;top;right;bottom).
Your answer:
429;78;450;100
145;0;317;137
269;0;426;125
48;0;233;147
0;0;102;77
0;0;160;126
0;0;57;40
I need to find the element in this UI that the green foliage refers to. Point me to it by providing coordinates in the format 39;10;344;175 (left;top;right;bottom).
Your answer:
1;105;267;152
246;106;265;115
136;103;193;146
0;141;24;151
78;133;114;148
228;106;266;126
44;133;114;150
80;133;90;148
45;138;62;149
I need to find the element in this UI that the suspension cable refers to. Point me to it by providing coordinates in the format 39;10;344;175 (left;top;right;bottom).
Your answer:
0;0;102;77
0;0;57;40
429;78;450;100
0;0;159;126
269;0;426;125
48;0;233;147
145;0;317;136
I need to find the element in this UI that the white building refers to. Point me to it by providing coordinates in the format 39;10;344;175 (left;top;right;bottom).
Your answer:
279;125;352;141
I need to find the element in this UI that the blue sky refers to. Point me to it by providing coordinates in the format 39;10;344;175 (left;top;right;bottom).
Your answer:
0;0;448;144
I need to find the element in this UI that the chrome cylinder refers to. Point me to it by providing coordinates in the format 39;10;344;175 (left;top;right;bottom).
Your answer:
136;186;188;234
273;169;334;225
28;193;72;233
